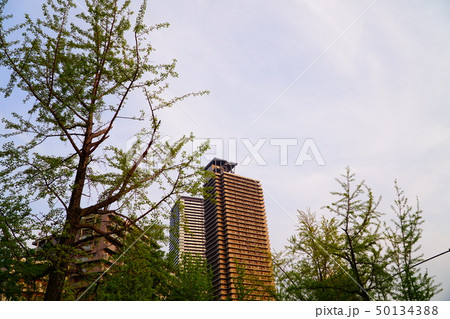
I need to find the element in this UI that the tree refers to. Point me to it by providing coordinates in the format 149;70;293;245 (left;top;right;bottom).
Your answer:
276;168;391;301
94;233;214;301
0;0;208;300
232;261;256;300
385;181;441;300
0;194;48;300
275;169;442;301
93;223;172;301
274;210;355;301
230;258;275;301
167;253;214;301
325;168;390;300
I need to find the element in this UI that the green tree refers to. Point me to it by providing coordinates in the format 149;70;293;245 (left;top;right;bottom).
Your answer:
94;224;172;301
231;258;275;301
274;210;355;300
385;181;441;300
0;194;48;300
94;231;214;301
276;169;442;301
0;0;208;300
168;253;214;301
233;261;255;301
276;168;391;301
325;168;390;300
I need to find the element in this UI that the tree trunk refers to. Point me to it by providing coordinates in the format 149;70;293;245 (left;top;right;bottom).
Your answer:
44;267;66;301
43;131;92;300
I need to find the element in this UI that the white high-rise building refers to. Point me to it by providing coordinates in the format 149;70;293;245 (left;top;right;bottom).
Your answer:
169;196;206;265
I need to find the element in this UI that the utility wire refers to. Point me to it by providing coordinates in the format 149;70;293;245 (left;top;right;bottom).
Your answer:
390;248;450;280
275;248;450;300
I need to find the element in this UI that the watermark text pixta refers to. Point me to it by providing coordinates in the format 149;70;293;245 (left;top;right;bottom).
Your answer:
193;138;325;167
316;306;359;318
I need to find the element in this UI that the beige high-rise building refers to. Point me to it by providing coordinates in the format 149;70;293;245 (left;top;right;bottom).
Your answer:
203;158;275;300
169;196;206;265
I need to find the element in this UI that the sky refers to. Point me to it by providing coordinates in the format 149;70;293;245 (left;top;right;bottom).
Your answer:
1;0;450;300
145;0;450;300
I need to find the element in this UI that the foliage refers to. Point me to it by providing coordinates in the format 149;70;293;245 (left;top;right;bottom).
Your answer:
233;261;256;301
385;181;441;300
0;0;208;300
325;168;390;300
231;258;275;301
274;211;357;300
167;252;214;301
275;168;440;301
0;194;48;300
93;224;172;301
88;230;214;301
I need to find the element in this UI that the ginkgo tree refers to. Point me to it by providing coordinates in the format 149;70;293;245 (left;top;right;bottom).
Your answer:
274;169;441;301
0;0;208;300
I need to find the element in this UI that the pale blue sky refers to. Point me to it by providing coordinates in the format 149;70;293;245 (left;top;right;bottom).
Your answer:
143;0;450;299
1;0;450;300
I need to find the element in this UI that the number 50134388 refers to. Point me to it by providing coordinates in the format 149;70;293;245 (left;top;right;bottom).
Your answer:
376;305;438;316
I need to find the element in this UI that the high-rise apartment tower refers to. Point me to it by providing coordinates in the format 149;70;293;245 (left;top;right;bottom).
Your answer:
203;158;275;300
169;196;206;265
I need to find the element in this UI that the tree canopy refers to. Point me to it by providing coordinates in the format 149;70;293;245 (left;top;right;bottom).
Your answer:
0;0;208;300
274;168;441;301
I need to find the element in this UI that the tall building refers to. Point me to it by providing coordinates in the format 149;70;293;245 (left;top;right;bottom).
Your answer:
31;213;125;300
169;196;206;265
203;158;275;300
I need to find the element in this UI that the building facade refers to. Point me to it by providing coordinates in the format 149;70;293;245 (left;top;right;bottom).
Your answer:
29;213;124;300
203;158;275;300
169;196;206;265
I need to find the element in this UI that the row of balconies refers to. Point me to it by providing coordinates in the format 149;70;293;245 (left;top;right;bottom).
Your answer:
224;232;268;243
211;272;274;291
228;254;269;264
221;208;264;219
218;184;262;197
204;232;219;244
206;250;270;264
181;246;206;251
224;232;269;245
222;204;266;215
221;188;264;201
221;186;264;199
222;201;265;212
180;242;206;250
223;220;268;233
227;240;269;250
213;273;274;287
223;227;268;239
223;230;268;241
182;210;206;217
221;188;264;200
206;255;272;275
225;225;268;240
221;194;265;204
179;229;205;237
204;243;224;257
180;220;205;228
222;255;270;266
223;223;267;236
222;217;266;230
206;234;268;250
221;201;265;212
226;245;266;255
211;273;274;290
220;193;264;203
221;173;262;187
204;219;220;233
180;233;206;241
226;244;269;254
